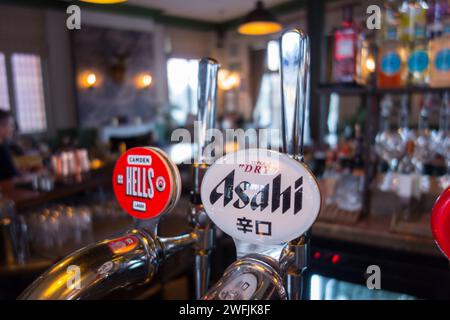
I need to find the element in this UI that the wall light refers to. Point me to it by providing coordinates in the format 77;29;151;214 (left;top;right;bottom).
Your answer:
78;71;99;89
218;70;240;91
135;73;153;89
87;73;97;87
366;56;376;73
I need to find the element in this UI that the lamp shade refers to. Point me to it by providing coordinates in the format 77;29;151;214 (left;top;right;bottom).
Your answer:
238;1;282;36
80;0;127;4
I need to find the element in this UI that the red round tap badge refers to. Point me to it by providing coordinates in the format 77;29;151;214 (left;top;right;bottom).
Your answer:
112;147;180;220
431;186;450;260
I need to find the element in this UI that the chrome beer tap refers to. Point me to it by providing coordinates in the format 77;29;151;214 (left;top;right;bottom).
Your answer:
18;228;196;299
279;29;312;300
189;57;219;299
18;146;197;300
200;29;320;301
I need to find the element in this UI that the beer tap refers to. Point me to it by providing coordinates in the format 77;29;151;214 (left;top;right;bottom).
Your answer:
18;228;195;299
189;57;220;299
19;147;196;300
200;29;320;301
279;29;312;300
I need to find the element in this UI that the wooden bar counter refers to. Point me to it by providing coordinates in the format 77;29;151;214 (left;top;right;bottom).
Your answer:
0;164;114;211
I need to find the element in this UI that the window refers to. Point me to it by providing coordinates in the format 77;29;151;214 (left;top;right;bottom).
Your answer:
253;40;311;145
11;53;47;133
0;52;47;133
0;53;9;110
167;58;198;125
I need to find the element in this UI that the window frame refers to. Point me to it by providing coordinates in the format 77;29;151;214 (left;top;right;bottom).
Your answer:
0;49;50;137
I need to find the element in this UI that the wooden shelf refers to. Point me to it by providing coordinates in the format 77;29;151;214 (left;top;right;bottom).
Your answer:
317;83;450;96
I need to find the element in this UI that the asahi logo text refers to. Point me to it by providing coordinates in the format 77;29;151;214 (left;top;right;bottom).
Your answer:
209;170;303;215
171;122;281;165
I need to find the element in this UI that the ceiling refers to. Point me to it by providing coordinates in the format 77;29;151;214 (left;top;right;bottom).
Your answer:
128;0;290;22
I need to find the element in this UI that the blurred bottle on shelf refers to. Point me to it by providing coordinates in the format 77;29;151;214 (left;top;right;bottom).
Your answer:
429;11;450;87
0;195;29;266
375;95;405;191
399;0;429;42
432;92;450;188
398;94;415;143
397;141;421;221
414;94;436;173
427;0;448;38
407;22;430;85
332;6;360;83
322;150;339;206
432;92;449;154
377;24;408;88
351;124;365;173
375;95;405;170
357;28;377;85
381;0;401;41
334;124;365;213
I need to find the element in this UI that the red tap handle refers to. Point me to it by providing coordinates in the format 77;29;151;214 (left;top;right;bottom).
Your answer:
431;186;450;259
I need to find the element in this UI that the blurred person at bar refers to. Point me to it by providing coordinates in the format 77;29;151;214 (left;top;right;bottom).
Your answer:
0;109;18;181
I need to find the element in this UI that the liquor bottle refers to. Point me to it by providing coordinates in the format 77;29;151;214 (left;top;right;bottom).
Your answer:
429;16;450;87
335;123;365;213
398;141;417;174
332;6;359;83
399;0;429;42
427;0;448;38
375;95;405;191
414;94;436;173
322;150;339;206
398;94;415;142
377;26;408;88
351;123;365;173
397;140;421;221
407;23;430;85
432;91;449;158
356;27;377;85
381;0;401;41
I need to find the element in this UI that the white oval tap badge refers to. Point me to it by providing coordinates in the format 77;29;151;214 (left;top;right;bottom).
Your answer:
201;148;321;245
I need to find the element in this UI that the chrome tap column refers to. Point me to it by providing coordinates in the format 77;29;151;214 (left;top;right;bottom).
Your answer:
279;29;312;300
203;253;286;300
190;57;220;299
18;229;196;300
199;29;320;301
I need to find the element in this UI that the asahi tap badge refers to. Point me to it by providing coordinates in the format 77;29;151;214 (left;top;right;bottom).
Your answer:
113;147;181;220
201;148;321;245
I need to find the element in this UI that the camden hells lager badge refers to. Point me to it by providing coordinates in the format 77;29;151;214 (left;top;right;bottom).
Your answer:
201;149;321;245
113;147;181;220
